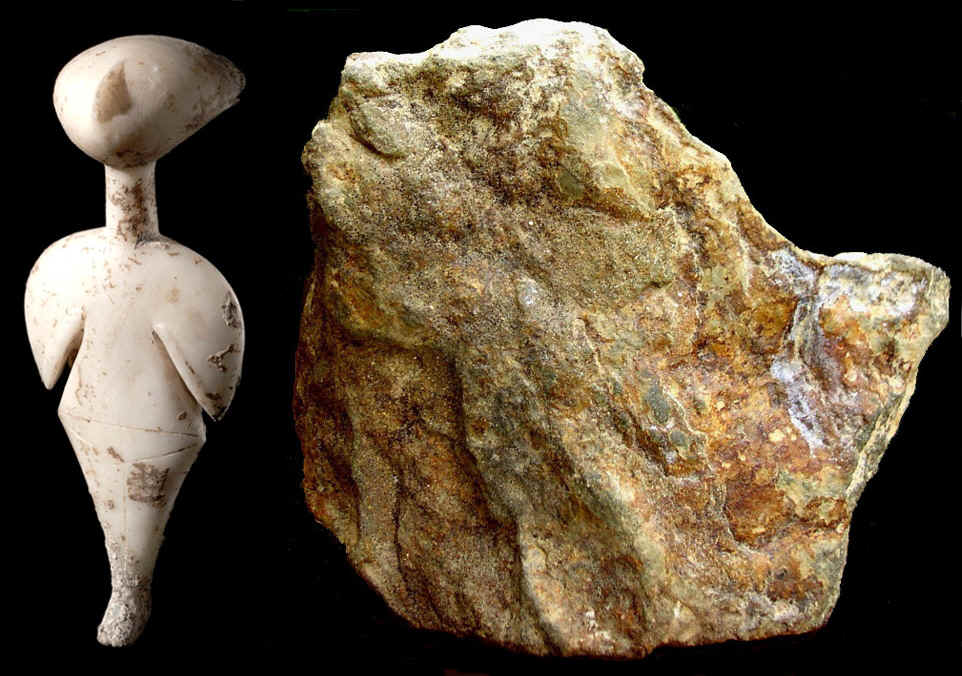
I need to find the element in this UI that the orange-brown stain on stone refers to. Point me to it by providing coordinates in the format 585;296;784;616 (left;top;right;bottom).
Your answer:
723;470;792;547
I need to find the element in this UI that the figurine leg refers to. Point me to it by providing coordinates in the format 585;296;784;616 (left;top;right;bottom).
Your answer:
60;414;204;646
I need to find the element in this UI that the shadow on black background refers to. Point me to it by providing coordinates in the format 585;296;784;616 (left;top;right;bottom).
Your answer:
7;4;959;672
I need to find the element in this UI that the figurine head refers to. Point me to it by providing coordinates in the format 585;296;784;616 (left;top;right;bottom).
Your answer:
53;35;244;168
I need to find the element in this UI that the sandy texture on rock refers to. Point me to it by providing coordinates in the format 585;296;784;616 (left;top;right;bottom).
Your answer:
294;19;950;657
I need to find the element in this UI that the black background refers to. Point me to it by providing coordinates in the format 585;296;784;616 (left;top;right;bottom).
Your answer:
7;4;959;672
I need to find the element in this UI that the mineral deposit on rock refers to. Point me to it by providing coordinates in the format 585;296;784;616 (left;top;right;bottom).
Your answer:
294;20;950;657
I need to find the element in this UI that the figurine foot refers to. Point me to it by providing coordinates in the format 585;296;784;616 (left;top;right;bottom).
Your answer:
96;582;151;647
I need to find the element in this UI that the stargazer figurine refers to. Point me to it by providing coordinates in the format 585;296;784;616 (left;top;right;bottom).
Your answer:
25;35;246;646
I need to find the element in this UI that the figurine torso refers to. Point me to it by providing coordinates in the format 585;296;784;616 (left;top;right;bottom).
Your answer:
25;229;244;436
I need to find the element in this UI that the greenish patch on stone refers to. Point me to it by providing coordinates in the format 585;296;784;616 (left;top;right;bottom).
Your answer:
669;429;689;450
558;166;585;199
645;383;671;424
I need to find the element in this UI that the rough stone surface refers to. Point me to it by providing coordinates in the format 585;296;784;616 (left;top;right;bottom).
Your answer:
294;20;950;658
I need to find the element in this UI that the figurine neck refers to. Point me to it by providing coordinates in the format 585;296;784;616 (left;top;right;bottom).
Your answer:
105;163;160;243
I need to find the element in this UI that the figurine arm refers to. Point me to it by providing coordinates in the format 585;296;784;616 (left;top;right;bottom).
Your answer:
153;279;244;421
24;246;85;389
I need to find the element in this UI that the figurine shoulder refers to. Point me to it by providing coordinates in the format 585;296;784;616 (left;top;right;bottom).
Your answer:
142;239;237;297
151;247;242;329
27;228;104;287
25;229;106;318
